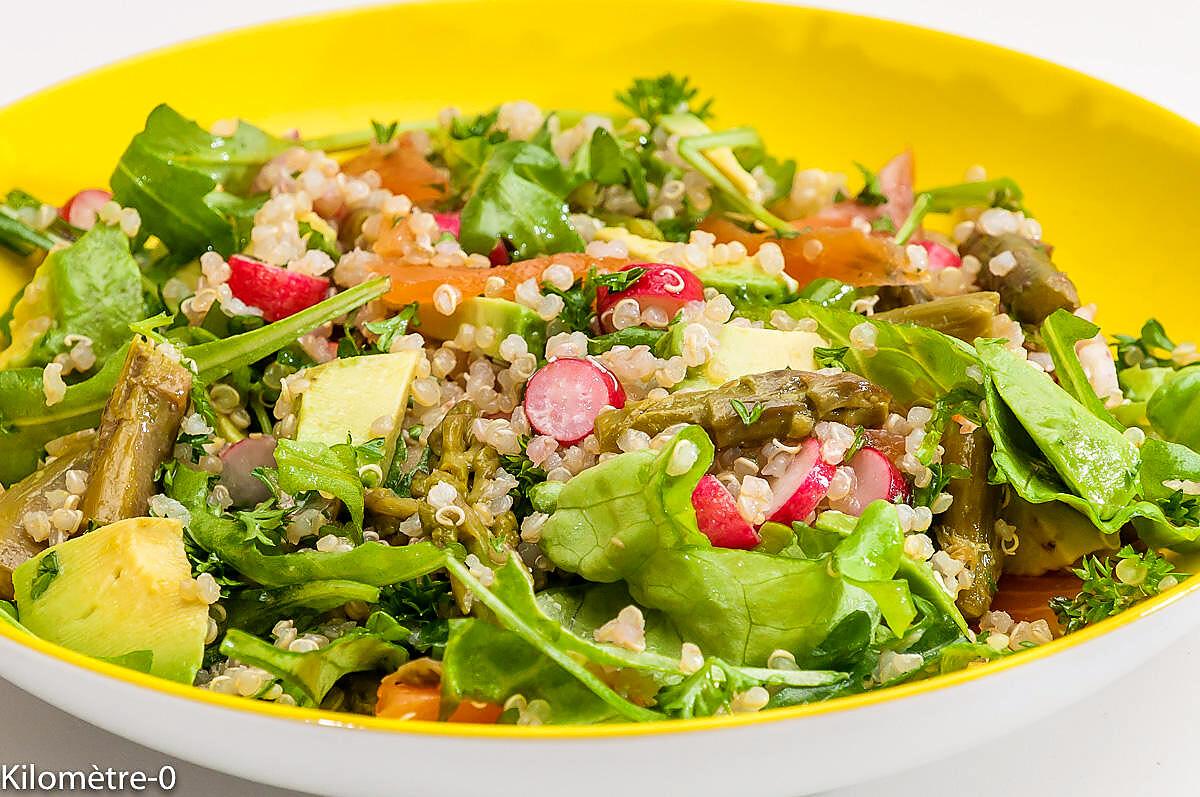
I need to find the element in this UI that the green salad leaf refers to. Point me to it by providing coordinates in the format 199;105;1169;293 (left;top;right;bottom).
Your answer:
273;439;365;530
0;224;146;370
0;278;388;485
170;466;449;587
1147;366;1200;451
765;299;982;407
111;105;288;259
223;580;381;635
221;621;409;707
538;426;919;664
458;140;584;260
1040;309;1120;429
977;339;1137;518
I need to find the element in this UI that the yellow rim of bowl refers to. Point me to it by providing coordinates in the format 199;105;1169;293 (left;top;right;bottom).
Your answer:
2;0;1200;740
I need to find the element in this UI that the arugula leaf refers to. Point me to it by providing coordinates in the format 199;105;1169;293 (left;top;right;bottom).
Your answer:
364;302;420;354
730;399;764;426
570;128;649;206
110;105;288;259
1050;546;1184;634
224;580;381;635
853;162;888;207
615;74;714;127
273;439;365;530
1114;318;1176;370
587;326;667;355
766;299;982;407
221;622;408;707
458;141;584;260
170;465;449;587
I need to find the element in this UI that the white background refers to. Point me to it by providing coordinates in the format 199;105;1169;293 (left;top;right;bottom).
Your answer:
2;2;1198;795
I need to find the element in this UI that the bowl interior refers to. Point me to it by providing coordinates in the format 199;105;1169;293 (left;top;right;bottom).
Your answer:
1;0;1197;335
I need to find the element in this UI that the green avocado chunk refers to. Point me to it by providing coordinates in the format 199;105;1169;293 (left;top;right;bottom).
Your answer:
13;517;208;683
416;297;545;358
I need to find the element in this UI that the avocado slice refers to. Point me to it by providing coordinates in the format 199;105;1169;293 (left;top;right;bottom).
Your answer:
664;323;828;389
592;226;797;310
1001;496;1121;577
12;517;208;683
295;351;420;469
416;297;545;359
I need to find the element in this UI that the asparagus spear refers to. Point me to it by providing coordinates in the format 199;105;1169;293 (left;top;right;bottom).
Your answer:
0;433;93;598
935;426;1003;618
594;369;891;450
876;292;1001;342
80;338;192;524
961;232;1079;324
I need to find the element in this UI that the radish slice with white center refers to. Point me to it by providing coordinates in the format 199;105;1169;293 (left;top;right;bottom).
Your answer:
523;357;625;445
842;446;909;516
218;435;278;507
692;474;760;549
59;189;113;230
595;263;705;332
765;438;836;525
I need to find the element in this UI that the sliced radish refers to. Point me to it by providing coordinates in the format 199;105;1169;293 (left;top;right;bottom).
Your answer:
876;150;915;230
691;474;760;549
59;189;113;230
433;211;509;265
843;446;910;515
595;263;705;332
917;240;962;270
227;254;330;322
433;212;462;238
218;435;278;507
765;438;836;525
523;357;625;445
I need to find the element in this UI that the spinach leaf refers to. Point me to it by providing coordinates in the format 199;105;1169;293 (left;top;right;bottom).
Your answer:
221;622;408;707
0;278;387;485
977;339;1137;518
1041;309;1120;429
458;141;584;260
170;465;450;586
273;439;365;529
110;105;287;258
768;299;982;407
586;326;667;355
538;426;918;664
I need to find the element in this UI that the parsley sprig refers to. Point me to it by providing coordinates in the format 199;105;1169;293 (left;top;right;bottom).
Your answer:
1049;546;1185;634
616;74;714;127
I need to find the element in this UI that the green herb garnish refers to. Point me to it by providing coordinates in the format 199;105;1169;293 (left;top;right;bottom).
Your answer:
1050;546;1184;634
730;399;764;426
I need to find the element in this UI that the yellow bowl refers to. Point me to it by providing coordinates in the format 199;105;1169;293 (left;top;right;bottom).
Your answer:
1;3;1199;794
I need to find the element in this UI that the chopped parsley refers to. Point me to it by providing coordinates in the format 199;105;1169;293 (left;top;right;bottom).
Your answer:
29;552;60;600
814;346;850;369
616;74;714;127
730;399;764;426
853;162;888;207
1050;546;1185;634
365;303;420;354
370;120;400;144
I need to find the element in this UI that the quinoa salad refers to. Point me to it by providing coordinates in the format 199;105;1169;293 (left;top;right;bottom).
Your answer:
0;75;1195;725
